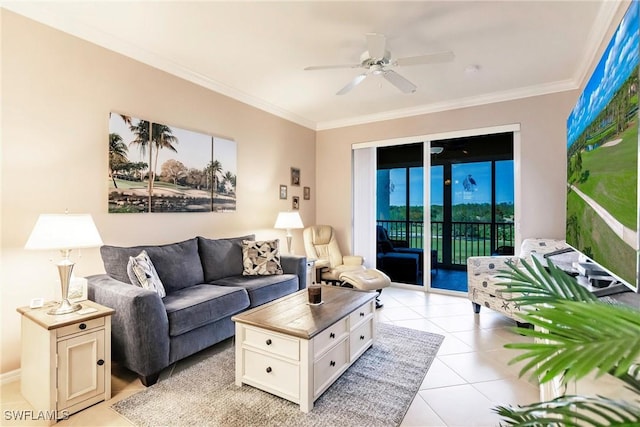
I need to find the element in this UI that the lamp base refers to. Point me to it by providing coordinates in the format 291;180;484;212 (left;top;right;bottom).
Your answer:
47;299;82;315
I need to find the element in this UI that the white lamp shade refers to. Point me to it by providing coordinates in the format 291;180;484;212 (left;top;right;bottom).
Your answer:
25;214;104;250
274;212;304;229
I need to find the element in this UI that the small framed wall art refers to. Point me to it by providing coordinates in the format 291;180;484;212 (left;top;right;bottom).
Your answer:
292;196;300;210
279;185;287;200
291;167;301;186
303;186;310;200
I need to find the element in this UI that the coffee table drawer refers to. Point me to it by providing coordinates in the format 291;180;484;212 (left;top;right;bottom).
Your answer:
243;327;299;361
349;301;373;328
243;349;299;399
350;318;373;361
314;338;348;397
314;318;348;358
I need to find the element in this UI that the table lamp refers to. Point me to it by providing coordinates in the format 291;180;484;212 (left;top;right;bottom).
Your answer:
274;211;304;254
25;213;103;315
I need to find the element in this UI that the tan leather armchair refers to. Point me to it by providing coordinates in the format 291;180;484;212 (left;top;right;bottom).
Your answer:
303;225;365;283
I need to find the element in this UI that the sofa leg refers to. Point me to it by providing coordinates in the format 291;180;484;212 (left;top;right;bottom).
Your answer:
140;372;160;387
472;302;481;314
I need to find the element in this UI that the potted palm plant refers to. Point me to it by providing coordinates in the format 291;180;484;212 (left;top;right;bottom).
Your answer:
493;257;640;426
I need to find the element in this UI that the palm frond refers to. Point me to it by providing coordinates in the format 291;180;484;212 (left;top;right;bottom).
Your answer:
493;257;640;425
505;301;640;383
495;395;640;427
497;257;597;306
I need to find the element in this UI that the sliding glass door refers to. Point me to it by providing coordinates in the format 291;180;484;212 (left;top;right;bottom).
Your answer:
376;143;425;286
431;160;514;271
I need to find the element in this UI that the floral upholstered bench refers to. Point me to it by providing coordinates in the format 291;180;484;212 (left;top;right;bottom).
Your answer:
467;238;571;322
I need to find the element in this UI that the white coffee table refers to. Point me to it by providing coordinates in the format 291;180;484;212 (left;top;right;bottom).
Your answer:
232;286;376;412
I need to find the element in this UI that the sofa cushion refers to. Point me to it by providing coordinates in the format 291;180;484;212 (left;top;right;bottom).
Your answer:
126;250;167;298
100;238;204;293
212;274;298;307
198;235;255;282
163;284;250;337
242;240;283;276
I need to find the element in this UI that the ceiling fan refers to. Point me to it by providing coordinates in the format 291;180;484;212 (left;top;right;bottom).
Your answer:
304;33;454;95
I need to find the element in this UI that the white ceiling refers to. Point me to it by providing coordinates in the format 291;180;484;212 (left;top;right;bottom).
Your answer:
2;1;623;130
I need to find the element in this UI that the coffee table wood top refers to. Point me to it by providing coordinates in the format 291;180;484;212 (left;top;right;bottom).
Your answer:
232;286;375;339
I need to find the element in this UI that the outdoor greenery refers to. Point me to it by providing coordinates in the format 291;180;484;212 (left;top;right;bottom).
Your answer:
568;117;638;230
566;190;637;286
382;202;515;263
430;202;514;223
565;68;638;287
494;257;640;426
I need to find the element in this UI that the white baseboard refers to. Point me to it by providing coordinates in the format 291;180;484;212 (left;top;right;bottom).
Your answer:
1;369;20;385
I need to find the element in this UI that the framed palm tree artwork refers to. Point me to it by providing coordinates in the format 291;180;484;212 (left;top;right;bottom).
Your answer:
108;113;237;213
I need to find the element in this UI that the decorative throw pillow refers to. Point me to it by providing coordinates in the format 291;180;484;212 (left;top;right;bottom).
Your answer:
242;240;283;276
126;250;167;298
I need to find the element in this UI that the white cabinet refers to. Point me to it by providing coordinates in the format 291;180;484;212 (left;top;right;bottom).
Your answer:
18;300;114;424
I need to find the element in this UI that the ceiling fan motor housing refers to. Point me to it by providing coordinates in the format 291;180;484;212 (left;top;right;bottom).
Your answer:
361;50;391;68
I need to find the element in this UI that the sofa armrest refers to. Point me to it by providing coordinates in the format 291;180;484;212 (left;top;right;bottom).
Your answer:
87;274;169;378
467;255;518;275
280;254;307;290
343;255;364;266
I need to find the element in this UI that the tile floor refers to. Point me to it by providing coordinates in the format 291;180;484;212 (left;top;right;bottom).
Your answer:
1;286;539;427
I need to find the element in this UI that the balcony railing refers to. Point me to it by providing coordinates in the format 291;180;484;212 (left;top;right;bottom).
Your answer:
377;219;514;267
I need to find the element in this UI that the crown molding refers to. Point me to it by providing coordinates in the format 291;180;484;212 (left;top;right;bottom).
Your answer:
316;78;578;131
2;1;623;133
318;0;627;131
571;0;629;90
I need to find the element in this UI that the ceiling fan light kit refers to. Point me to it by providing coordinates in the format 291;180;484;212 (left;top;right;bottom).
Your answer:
305;33;454;95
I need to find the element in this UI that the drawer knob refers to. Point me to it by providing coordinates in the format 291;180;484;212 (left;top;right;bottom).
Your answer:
97;359;104;366
266;366;272;373
266;339;272;345
330;360;336;367
360;312;365;317
360;335;365;340
329;332;335;339
79;323;87;330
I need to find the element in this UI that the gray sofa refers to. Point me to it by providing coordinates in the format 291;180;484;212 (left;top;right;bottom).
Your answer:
87;235;306;386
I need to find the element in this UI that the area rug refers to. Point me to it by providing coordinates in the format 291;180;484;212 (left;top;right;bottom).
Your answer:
111;323;444;427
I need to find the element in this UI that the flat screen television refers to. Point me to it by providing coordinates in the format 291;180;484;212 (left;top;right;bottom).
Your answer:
566;1;639;291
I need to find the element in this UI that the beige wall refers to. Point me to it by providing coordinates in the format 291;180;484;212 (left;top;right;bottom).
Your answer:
316;91;578;255
0;11;315;374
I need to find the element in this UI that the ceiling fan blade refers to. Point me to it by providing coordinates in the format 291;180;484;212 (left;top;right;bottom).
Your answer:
304;64;361;71
395;51;455;67
337;73;368;95
366;33;386;59
382;70;416;93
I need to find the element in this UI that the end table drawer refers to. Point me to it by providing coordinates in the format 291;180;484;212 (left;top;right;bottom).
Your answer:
57;317;105;338
244;328;299;361
314;318;348;358
243;349;299;399
349;301;373;328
